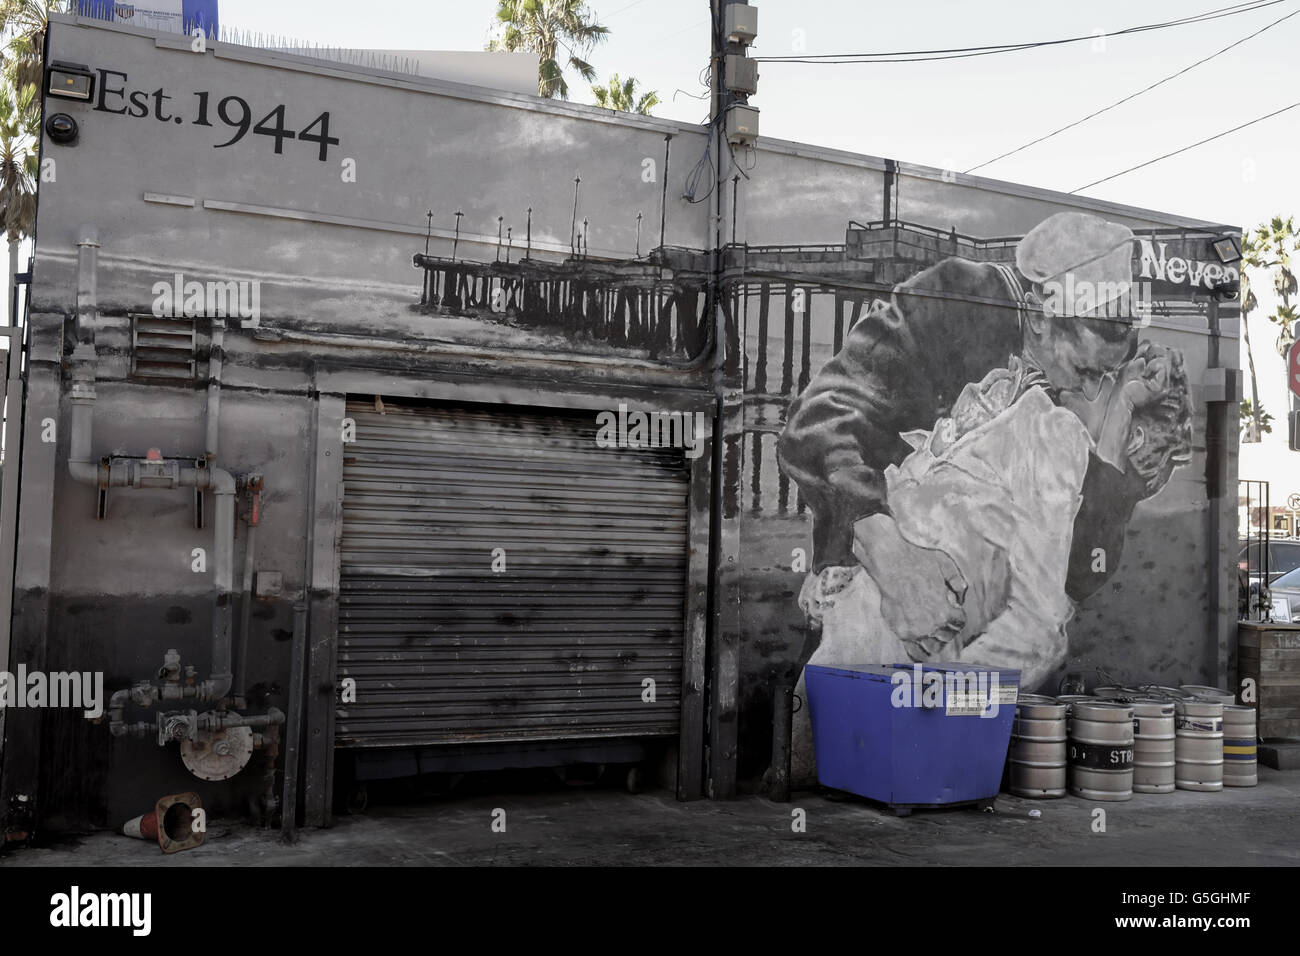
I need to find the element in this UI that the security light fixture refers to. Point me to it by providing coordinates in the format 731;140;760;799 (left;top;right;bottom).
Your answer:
1208;277;1240;301
1212;236;1242;264
45;113;79;146
46;61;94;102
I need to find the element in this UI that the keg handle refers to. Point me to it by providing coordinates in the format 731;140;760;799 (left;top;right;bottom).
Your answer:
1058;672;1085;696
1095;666;1124;691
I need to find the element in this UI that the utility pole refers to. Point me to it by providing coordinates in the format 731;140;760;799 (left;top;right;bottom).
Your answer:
703;0;758;803
1289;322;1300;450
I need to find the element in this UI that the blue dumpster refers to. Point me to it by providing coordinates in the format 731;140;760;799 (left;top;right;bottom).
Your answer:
805;662;1020;812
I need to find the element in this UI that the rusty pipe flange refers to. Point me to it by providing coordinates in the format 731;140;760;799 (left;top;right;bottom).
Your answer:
181;725;254;781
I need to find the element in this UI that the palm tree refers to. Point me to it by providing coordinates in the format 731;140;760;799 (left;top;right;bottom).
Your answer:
0;0;55;97
0;81;36;227
0;1;58;325
592;74;659;115
488;0;609;100
0;82;36;313
1240;216;1300;442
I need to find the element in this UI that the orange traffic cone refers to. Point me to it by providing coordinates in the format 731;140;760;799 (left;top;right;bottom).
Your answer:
122;792;205;854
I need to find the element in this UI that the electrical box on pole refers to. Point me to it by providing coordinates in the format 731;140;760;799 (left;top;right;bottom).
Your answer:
724;54;758;94
721;3;759;146
725;105;760;146
724;2;758;45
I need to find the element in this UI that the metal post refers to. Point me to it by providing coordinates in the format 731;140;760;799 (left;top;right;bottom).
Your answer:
280;601;309;842
1206;294;1229;687
659;135;672;264
570;175;581;257
770;681;793;802
421;210;433;306
0;326;24;683
705;0;741;799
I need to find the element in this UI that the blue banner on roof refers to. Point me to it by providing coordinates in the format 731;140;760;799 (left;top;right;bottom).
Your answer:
77;1;219;37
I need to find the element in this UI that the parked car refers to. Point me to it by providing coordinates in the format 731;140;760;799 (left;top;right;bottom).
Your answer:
1238;538;1300;585
1265;564;1300;623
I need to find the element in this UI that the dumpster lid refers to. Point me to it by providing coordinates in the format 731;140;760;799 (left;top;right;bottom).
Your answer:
805;664;900;682
807;663;1023;684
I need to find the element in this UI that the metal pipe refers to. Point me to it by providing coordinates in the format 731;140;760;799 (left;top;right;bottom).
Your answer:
69;229;101;486
235;510;257;699
198;707;285;730
67;378;98;486
209;472;235;702
75;228;99;346
205;319;225;461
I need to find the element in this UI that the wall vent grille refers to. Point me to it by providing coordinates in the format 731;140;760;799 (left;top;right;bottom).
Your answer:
130;314;198;381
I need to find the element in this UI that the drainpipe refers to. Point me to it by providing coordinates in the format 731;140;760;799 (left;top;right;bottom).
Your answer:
235;475;263;700
69;230;102;487
67;227;235;704
206;319;224;461
208;475;235;701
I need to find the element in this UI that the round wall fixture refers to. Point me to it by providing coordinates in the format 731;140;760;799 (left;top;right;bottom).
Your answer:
180;726;255;781
45;112;78;145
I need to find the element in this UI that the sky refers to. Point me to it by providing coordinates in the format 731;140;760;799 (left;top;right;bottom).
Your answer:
9;0;1300;493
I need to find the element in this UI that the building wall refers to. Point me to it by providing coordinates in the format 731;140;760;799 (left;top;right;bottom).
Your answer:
2;14;1241;829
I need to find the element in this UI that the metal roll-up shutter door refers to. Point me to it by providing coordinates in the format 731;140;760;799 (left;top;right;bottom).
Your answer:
337;399;690;748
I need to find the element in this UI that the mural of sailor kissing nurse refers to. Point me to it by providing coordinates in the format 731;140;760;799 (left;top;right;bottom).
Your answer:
776;211;1195;780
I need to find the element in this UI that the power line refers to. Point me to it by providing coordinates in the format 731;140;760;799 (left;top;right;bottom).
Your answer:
602;0;653;18
753;0;1288;64
757;0;1282;63
1070;100;1300;192
648;17;711;45
966;3;1300;173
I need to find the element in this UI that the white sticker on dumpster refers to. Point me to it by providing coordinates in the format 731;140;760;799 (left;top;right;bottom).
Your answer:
946;692;986;716
996;683;1017;704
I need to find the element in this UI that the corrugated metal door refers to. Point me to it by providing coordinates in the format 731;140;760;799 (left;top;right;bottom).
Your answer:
336;399;690;748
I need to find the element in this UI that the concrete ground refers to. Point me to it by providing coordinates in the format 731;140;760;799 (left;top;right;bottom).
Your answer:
3;767;1298;867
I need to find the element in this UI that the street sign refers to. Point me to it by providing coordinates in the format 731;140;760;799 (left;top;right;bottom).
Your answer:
1290;339;1300;401
1290;493;1300;511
